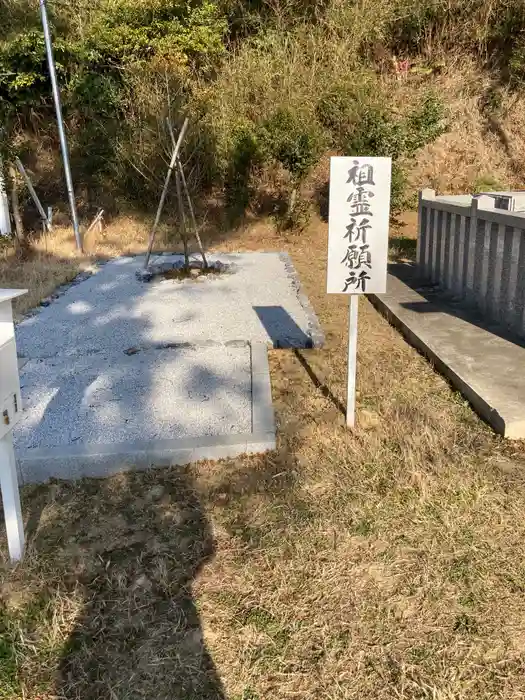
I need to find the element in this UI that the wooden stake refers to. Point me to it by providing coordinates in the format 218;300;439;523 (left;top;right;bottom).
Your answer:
175;169;190;269
8;164;24;247
167;118;208;268
144;117;189;268
85;208;104;236
15;158;52;231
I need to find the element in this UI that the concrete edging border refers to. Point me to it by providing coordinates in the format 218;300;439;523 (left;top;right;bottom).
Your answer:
17;341;276;484
279;252;325;348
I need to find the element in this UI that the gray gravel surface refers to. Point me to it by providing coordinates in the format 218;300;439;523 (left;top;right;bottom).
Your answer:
14;345;251;450
16;253;316;359
12;252;320;467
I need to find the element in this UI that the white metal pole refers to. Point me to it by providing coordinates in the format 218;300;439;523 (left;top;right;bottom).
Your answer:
0;433;25;562
39;0;82;250
0;157;11;236
346;295;359;428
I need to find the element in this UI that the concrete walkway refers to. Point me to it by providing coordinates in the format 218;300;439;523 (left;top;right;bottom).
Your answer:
14;253;323;482
370;263;525;438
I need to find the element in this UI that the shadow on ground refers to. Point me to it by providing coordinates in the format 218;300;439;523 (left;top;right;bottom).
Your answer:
14;430;312;698
30;467;226;699
253;305;313;348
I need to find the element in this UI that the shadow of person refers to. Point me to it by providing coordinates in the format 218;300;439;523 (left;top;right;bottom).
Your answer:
33;467;225;699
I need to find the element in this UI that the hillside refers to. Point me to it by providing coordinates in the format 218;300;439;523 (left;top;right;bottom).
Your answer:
2;0;525;237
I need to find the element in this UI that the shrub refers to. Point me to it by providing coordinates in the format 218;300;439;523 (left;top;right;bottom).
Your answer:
404;94;446;153
82;0;227;70
259;108;325;182
224;122;263;216
321;86;445;211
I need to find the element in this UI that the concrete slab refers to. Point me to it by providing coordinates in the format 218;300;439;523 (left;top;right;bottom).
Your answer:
16;253;323;359
17;432;276;484
370;264;525;438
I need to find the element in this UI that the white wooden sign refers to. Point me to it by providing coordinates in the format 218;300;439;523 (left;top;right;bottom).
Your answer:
327;157;391;295
326;156;392;428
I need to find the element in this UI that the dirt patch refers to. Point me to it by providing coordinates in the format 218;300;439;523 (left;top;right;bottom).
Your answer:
140;259;233;283
160;266;223;281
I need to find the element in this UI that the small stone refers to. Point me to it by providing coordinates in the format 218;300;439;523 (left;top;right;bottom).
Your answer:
360;409;380;430
190;268;200;278
124;347;139;356
147;484;165;501
135;269;153;282
132;574;152;592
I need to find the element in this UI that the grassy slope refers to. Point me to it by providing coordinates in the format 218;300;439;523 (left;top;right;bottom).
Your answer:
1;214;525;699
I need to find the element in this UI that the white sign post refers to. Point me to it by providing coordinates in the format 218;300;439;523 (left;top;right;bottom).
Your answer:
326;157;392;428
0;289;28;562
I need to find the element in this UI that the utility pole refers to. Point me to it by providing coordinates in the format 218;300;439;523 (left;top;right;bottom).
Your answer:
39;0;82;250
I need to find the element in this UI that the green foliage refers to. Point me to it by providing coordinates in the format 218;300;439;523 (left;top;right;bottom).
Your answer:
387;1;449;53
260;108;325;181
316;78;373;144
224;122;263;215
342;95;445;161
473;174;505;193
221;109;325;217
0;0;485;223
490;3;525;78
0;0;229;202
404;94;446;153
509;39;525;83
390;164;408;212
276;195;311;233
319;86;445;210
0;30;50;113
83;0;227;68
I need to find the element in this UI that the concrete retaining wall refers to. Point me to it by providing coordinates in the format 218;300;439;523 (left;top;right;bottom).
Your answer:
416;189;525;338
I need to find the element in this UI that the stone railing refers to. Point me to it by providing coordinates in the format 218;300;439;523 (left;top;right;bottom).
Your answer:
416;189;525;339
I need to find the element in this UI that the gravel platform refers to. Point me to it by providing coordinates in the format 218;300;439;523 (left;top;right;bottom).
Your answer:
14;346;251;450
12;252;322;482
16;253;322;359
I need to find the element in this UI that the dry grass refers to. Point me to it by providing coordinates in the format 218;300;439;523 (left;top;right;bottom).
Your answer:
0;216;172;318
4;3;525;695
2;212;525;699
407;59;525;194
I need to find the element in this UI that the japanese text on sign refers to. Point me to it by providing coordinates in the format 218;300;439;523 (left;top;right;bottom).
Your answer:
326;156;391;295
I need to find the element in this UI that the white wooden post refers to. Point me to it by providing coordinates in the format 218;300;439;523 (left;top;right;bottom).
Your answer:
0;288;28;563
346;295;359;427
0;434;24;561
